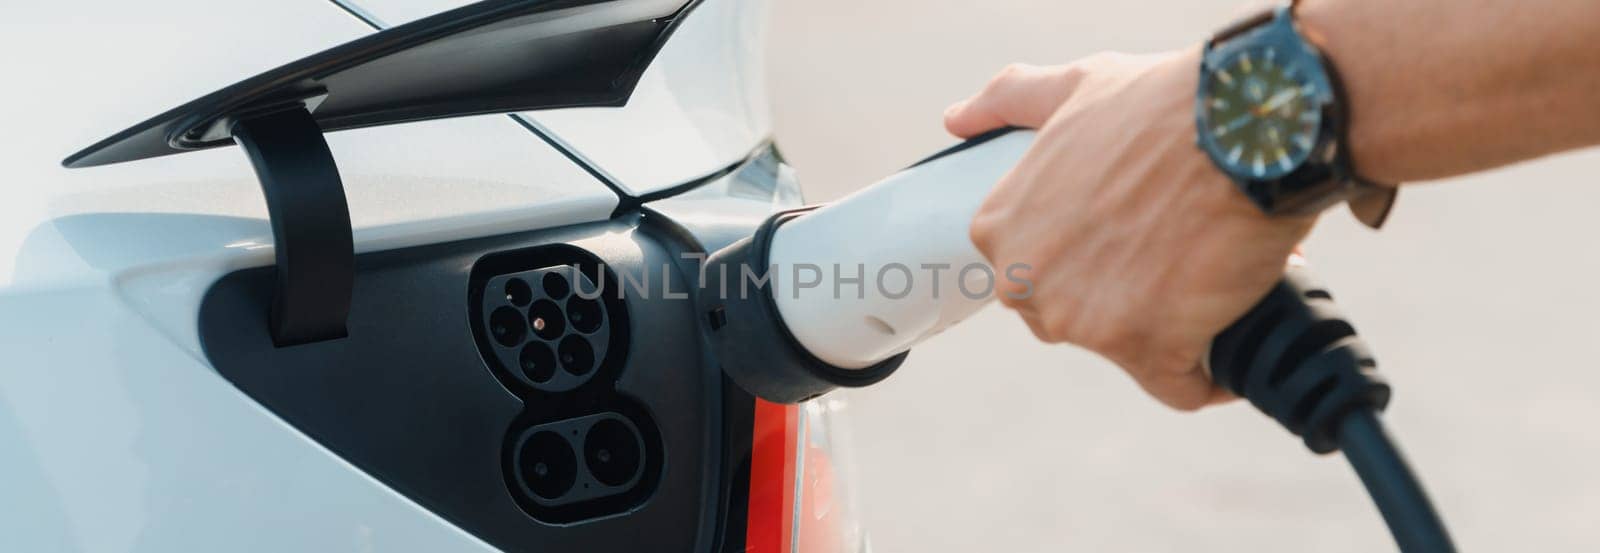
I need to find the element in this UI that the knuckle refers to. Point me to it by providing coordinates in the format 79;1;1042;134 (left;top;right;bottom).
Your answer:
970;185;1021;253
1080;50;1125;66
1049;67;1082;89
995;276;1032;303
995;289;1032;315
968;214;998;253
1066;51;1130;80
1021;314;1063;343
1000;62;1032;77
1023;321;1054;344
1040;312;1083;346
986;63;1032;90
1163;394;1208;412
1142;348;1213;412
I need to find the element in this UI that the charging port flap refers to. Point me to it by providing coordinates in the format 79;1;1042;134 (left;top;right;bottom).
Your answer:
60;0;696;346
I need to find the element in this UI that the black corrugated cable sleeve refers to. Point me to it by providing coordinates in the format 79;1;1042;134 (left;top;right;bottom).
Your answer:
1208;268;1456;553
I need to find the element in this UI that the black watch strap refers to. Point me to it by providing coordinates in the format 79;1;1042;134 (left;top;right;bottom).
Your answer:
1211;6;1278;44
1347;183;1398;228
1323;57;1399;228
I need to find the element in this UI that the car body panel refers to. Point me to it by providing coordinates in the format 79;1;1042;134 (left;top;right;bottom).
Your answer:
0;280;503;552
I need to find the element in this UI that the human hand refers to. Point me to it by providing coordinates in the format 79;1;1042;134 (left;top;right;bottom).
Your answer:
947;50;1317;410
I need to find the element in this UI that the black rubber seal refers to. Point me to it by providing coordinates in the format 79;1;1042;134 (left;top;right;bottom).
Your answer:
701;207;906;404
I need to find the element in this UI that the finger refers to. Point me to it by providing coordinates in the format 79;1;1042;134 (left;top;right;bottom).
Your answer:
1207;386;1238;406
1200;361;1238;406
944;63;1080;138
1129;364;1222;412
1011;305;1054;343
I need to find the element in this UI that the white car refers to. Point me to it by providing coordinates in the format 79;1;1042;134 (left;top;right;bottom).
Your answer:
0;1;863;551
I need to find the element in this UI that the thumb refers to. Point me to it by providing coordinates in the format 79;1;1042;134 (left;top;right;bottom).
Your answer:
944;63;1081;138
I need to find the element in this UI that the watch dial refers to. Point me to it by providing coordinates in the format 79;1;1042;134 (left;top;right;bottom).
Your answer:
1201;46;1323;180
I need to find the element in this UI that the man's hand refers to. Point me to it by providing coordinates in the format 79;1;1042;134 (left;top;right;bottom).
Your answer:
947;50;1315;410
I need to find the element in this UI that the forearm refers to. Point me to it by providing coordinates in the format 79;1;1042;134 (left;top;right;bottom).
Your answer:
1297;0;1600;183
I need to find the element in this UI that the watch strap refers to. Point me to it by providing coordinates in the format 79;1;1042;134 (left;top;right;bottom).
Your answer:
1347;179;1398;228
1317;39;1400;229
1210;5;1279;45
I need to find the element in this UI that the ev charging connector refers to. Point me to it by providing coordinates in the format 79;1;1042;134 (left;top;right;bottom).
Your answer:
699;128;1456;552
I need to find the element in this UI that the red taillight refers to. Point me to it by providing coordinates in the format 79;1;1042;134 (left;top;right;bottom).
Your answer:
745;399;857;553
746;399;799;553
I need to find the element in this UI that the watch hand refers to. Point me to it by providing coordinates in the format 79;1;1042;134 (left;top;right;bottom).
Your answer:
1224;113;1254;133
1255;89;1298;115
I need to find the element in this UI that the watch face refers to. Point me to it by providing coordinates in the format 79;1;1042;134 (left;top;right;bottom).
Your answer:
1200;45;1324;180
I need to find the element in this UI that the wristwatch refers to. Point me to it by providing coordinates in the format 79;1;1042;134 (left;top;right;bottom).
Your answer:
1196;2;1397;228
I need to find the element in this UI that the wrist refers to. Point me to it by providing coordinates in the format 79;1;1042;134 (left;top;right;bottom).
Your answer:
1292;0;1404;184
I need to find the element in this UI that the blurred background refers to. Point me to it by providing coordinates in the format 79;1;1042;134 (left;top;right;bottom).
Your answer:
765;1;1600;551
